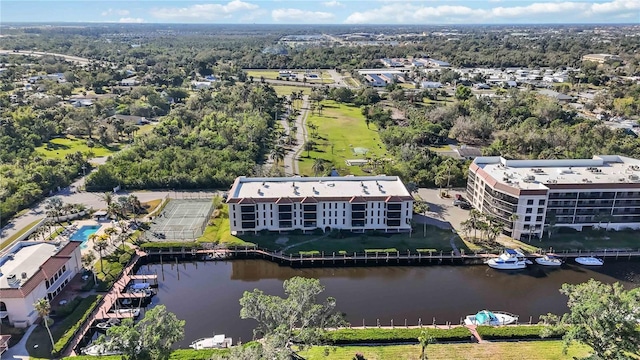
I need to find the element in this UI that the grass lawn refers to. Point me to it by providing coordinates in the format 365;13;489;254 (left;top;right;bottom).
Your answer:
0;218;43;250
246;70;334;83
272;85;311;97
530;229;640;252
298;341;591;360
299;100;388;176
205;215;462;254
198;205;254;247
35;136;119;160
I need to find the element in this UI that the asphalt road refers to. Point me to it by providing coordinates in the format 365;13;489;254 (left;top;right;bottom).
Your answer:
0;49;93;65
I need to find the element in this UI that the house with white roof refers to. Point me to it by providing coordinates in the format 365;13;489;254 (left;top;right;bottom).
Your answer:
0;241;82;327
227;176;414;234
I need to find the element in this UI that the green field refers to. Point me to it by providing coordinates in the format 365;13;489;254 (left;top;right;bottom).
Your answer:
272;85;311;97
35;136;119;159
529;229;640;252
245;69;334;83
298;341;591;360
299;100;388;176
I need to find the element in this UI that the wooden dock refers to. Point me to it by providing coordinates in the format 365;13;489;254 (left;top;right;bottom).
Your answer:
62;249;151;357
142;245;640;267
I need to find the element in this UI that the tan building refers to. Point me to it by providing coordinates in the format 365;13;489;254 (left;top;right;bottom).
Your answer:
227;176;414;234
582;53;622;64
467;155;640;241
0;241;82;328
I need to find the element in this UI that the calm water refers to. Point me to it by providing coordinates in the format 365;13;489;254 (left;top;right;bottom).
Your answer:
138;259;640;347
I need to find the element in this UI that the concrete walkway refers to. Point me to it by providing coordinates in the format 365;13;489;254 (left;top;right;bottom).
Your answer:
283;95;310;176
2;324;36;360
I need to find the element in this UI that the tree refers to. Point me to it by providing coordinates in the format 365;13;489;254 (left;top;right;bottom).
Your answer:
270;146;285;170
137;305;185;360
102;191;113;207
455;85;472;101
312;158;325;176
418;330;434;360
105;305;185;360
304;141;315;158
81;251;96;270
239;277;345;356
541;279;640;359
92;236;109;273
34;298;55;349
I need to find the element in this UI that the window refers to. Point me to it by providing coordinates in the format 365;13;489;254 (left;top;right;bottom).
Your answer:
526;208;533;214
527;199;534;205
524;216;531;222
539;199;546;205
536;216;543;222
537;208;544;214
233;221;236;227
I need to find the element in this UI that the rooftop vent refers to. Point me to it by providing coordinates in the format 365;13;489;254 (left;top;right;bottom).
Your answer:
523;175;535;183
629;174;639;181
21;272;27;279
6;274;20;288
547;179;558;184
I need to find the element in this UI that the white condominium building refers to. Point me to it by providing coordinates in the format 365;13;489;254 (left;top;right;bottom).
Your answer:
227;176;414;234
467;155;640;240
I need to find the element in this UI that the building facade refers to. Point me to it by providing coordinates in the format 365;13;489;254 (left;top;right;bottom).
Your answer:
467;156;640;241
0;241;82;328
227;176;414;234
582;53;622;64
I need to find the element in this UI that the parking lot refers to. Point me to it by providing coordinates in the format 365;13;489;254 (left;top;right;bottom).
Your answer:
416;188;472;232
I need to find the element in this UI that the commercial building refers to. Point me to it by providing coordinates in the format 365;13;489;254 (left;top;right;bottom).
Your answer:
227;176;414;234
582;53;622;64
0;241;82;327
467;156;640;240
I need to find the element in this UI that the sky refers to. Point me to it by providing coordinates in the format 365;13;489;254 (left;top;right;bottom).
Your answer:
1;0;639;25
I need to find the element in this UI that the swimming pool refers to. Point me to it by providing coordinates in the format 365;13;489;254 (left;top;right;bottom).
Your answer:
70;225;101;248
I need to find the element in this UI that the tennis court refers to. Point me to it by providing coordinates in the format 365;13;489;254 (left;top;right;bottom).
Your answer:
148;199;213;241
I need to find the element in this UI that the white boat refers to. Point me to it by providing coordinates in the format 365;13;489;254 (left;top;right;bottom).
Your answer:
464;310;518;326
113;308;141;317
95;318;120;331
486;249;528;270
535;255;563;266
575;257;604;266
189;334;233;349
81;343;122;356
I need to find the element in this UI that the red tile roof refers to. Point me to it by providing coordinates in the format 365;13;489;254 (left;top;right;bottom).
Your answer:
1;243;78;299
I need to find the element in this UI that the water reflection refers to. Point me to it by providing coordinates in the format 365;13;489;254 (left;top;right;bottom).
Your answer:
141;259;640;347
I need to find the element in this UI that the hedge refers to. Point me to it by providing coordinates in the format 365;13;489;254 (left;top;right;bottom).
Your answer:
324;325;562;344
298;251;321;256
52;295;102;357
66;349;229;360
141;241;200;250
364;249;398;254
476;325;563;339
54;296;83;317
324;327;471;344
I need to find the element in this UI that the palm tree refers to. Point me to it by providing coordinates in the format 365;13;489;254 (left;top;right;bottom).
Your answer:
81;252;96;270
101;192;113;207
34;298;55;349
469;210;482;240
434;171;447;195
270;146;286;170
92;236;109;273
312;158;326;177
304;142;314;158
509;213;519;234
104;227;118;247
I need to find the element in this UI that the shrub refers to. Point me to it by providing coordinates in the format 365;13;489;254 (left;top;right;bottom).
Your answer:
52;295;102;357
476;325;562;339
325;327;470;344
364;248;398;254
298;251;320;256
54;296;82;317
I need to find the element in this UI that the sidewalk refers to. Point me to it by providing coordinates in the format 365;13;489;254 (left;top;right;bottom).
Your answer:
283;95;310;176
1;325;36;360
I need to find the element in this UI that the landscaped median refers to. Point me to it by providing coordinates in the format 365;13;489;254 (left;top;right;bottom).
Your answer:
27;294;102;358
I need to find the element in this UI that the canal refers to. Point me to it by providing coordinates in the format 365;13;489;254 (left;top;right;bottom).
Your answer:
138;259;640;348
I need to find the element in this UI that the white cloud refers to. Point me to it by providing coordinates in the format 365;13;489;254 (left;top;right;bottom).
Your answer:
101;8;130;16
323;1;344;7
272;8;334;22
345;0;640;24
150;1;259;20
119;17;145;23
